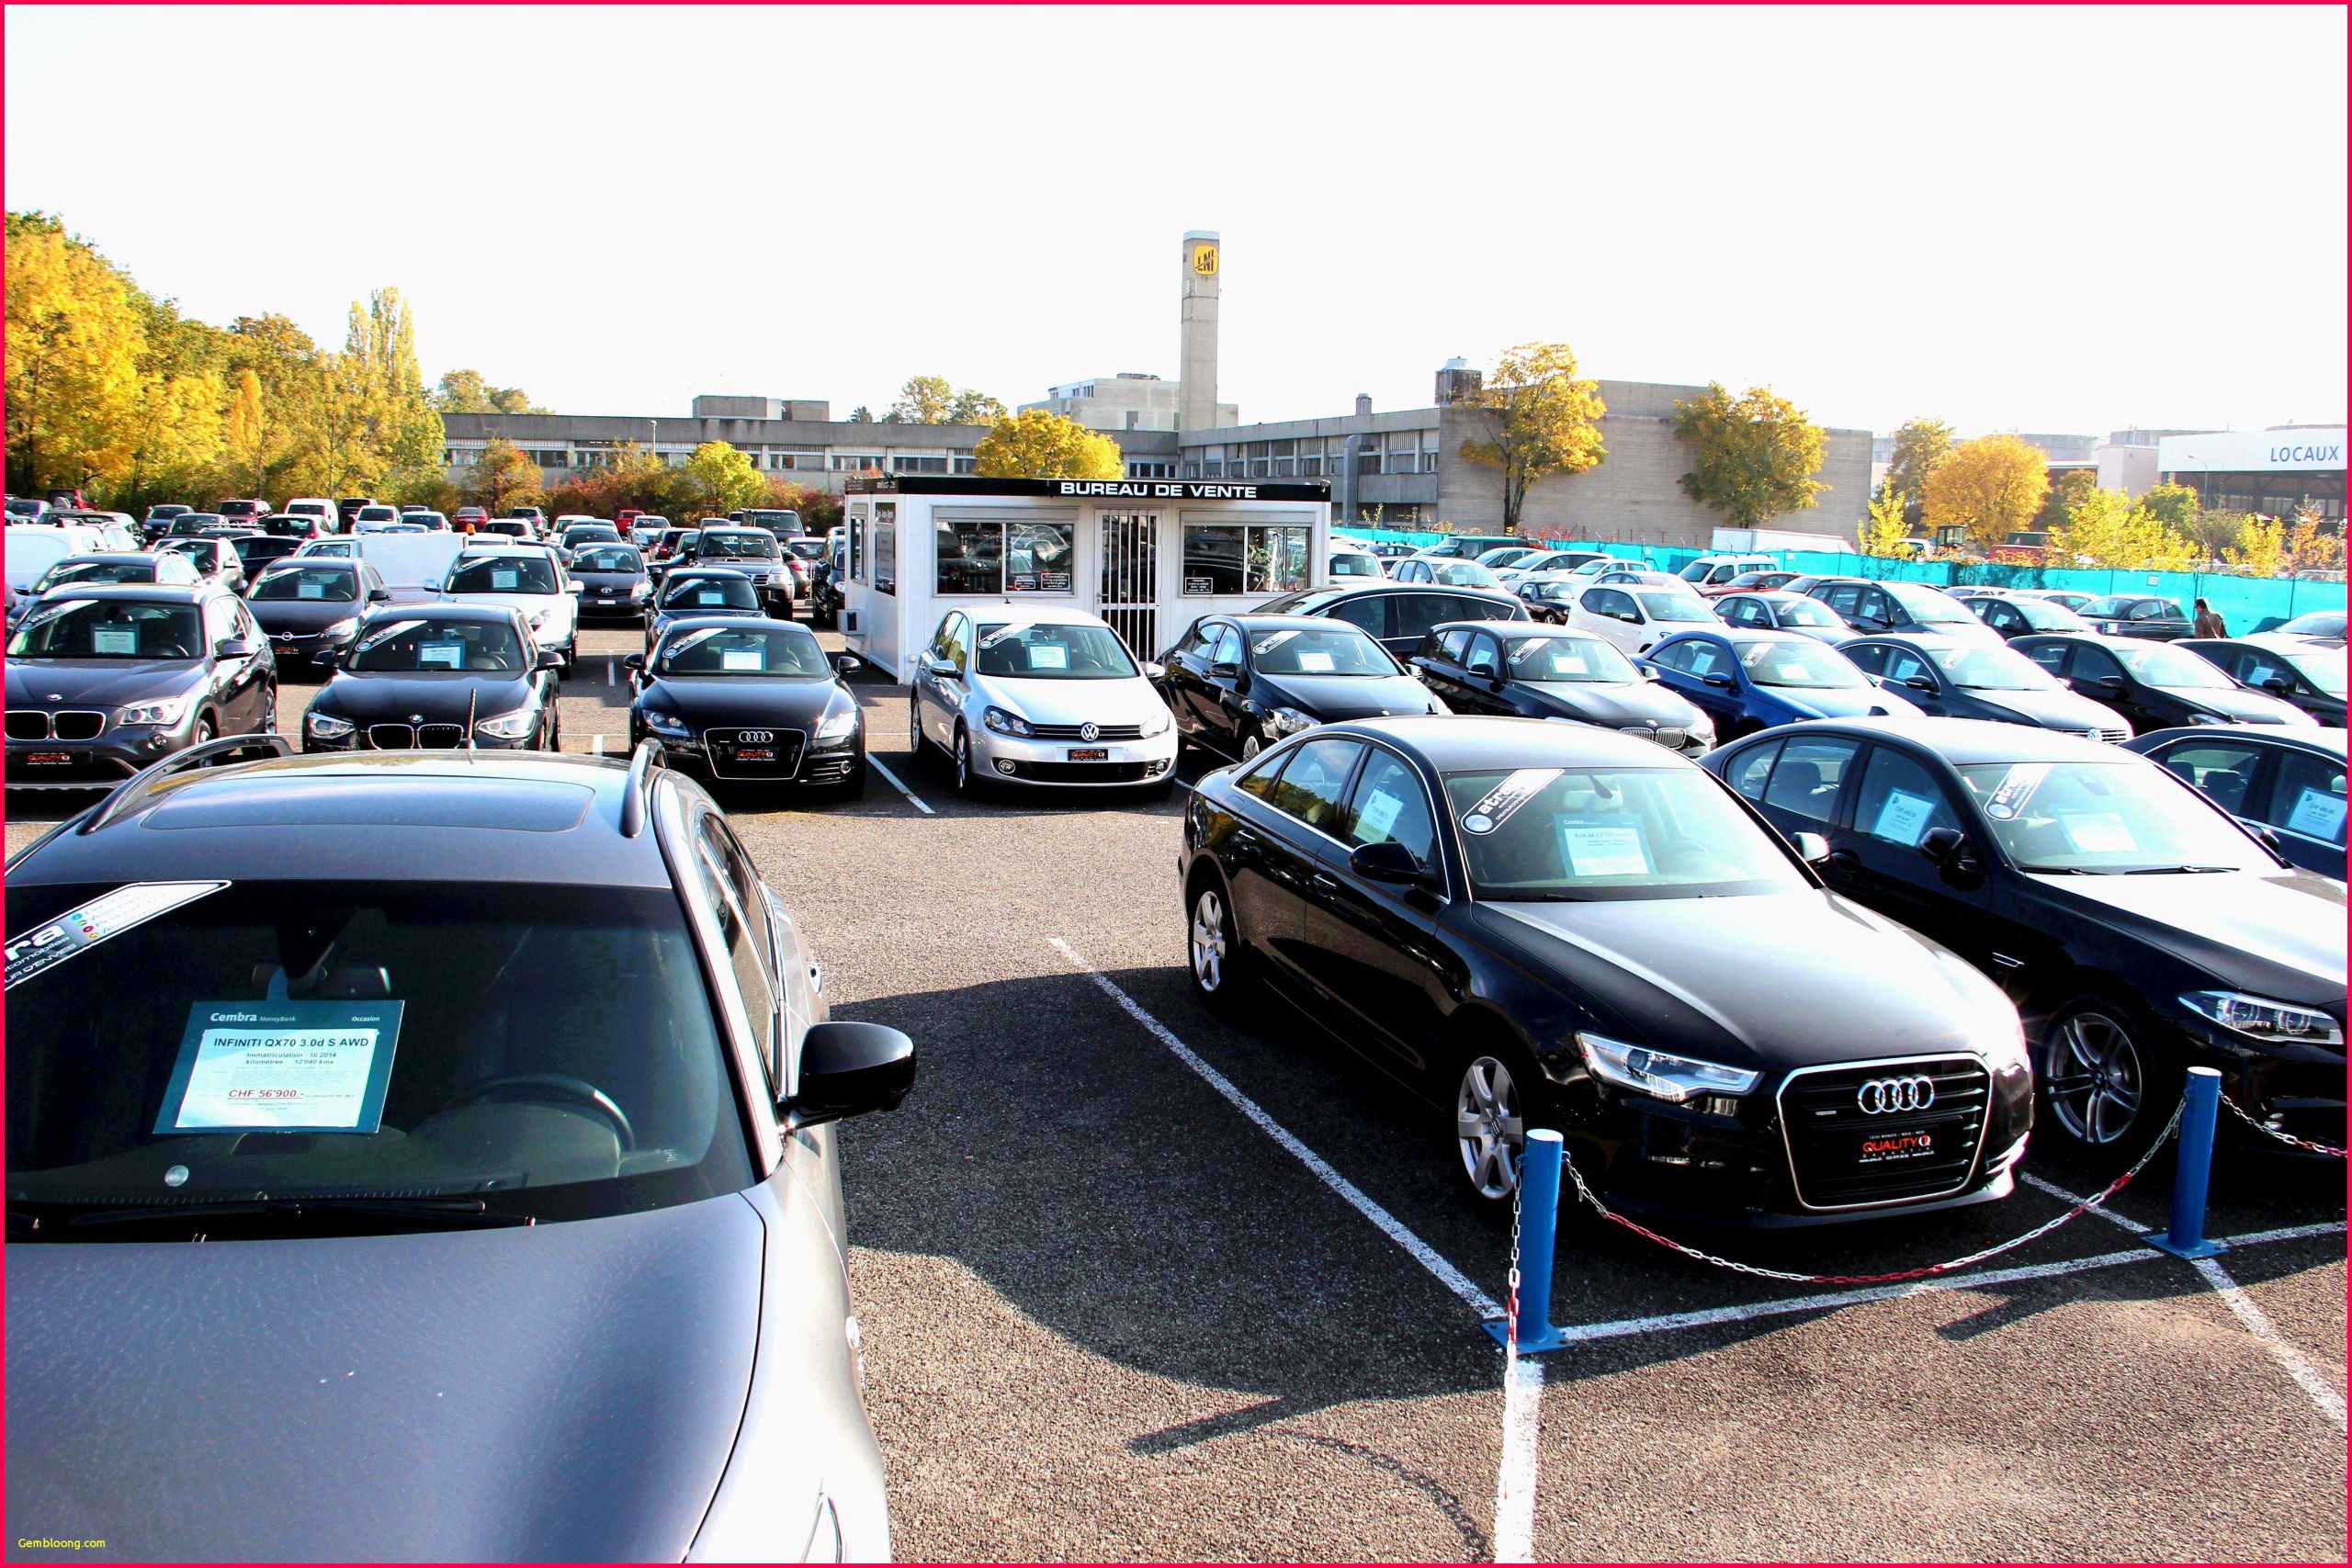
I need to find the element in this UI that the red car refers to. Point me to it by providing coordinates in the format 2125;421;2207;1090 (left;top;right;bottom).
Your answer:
452;506;492;534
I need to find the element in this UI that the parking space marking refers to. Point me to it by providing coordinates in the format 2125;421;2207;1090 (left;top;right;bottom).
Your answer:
605;660;615;686
1493;1359;1543;1564
866;755;934;816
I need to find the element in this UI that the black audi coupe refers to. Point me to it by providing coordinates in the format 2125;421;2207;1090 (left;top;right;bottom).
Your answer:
301;603;563;753
627;617;867;795
1179;715;2035;1226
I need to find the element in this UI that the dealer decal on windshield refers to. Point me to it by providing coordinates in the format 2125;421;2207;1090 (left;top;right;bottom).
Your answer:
1459;768;1562;835
4;881;231;991
1981;762;2049;821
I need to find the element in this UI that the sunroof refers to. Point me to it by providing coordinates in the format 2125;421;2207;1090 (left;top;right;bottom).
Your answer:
144;775;595;833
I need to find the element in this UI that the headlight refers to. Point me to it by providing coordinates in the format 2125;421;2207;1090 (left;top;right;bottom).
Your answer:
475;706;537;740
1138;705;1172;738
1689;714;1716;739
642;708;693;739
304;710;355;739
117;696;190;727
2180;991;2345;1046
815;700;860;741
628;581;649;598
1575;1032;1761;1101
984;705;1033;738
1264;705;1318;738
1979;1011;2030;1076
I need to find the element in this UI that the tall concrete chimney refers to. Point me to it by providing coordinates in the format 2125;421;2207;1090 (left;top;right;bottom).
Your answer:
1178;231;1220;433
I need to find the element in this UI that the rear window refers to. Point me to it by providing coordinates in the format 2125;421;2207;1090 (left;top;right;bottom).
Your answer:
446;556;557;595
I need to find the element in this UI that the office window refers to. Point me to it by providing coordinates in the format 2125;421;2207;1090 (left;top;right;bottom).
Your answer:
1203;459;1224;478
831;454;883;472
1250;460;1271;478
936;519;1075;595
1182;523;1309;595
954;456;978;475
894;455;950;474
1298;455;1322;477
1182;461;1203;479
1356;450;1383;476
1273;458;1295;477
873;502;897;596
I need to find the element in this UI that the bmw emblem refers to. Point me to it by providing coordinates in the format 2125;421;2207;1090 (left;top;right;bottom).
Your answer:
408;714;424;723
1079;722;1099;742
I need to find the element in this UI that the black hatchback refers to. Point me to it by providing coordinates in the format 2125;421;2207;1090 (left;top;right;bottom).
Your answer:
1155;614;1442;763
2012;633;2315;733
1409;621;1713;758
1252;582;1529;659
1704;717;2346;1160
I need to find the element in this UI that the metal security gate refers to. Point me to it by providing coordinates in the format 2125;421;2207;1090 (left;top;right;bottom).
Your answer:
1097;512;1159;660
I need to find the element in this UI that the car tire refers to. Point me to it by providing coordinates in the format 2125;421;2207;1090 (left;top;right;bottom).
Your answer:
191;715;216;750
545;710;561;752
952;725;987;799
908;698;929;760
1238;725;1267;763
1447;1041;1543;1219
1185;874;1253;1011
2035;992;2182;1167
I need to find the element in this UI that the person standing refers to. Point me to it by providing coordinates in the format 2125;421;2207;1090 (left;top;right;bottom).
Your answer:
2193;597;2228;637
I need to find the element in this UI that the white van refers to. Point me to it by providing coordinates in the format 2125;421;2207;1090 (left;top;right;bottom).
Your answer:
1677;553;1780;592
281;498;338;534
4;523;119;596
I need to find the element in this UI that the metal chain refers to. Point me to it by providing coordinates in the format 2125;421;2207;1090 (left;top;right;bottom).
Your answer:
2218;1089;2347;1157
1503;1159;1523;1356
1555;1095;2188;1287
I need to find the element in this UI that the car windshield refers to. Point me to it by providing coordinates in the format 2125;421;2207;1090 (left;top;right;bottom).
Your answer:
973;621;1138;680
657;624;831;677
34;560;150;591
1927;644;2061;691
572;547;642;574
1770;596;1841;627
2114;642;2233;689
2280;613;2345;637
251;566;358;603
662;576;758;611
446;556;558;595
1507;635;1639;683
1638;592;1713;623
7;598;204;660
1329;552;1382;577
3;880;752;1235
1737;638;1868;688
172;516;223;532
2276;646;2348;696
697;531;777;558
1443;767;1808;900
785;539;826;560
1248;624;1395;676
345;616;524;673
1956;761;2271;874
2011;597;2089;630
1882;582;1975;624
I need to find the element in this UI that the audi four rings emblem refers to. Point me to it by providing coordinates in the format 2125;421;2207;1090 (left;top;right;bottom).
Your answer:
1856;1075;1936;1114
1078;722;1100;742
739;730;775;744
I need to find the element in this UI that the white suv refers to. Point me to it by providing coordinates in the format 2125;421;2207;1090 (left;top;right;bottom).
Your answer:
1566;580;1720;657
437;545;581;672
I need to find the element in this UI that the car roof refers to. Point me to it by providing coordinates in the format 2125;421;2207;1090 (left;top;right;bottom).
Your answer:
359;600;516;625
51;552;162;565
1733;715;2129;765
15;581;216;604
1314;714;1692;769
2128;724;2347;759
455;543;548;558
1668;626;1808;645
664;564;752;581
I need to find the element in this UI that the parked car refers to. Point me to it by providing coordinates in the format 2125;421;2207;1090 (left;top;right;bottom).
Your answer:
2177;636;2347;726
305;602;561;751
1154;614;1443;762
1329;543;1385;581
2012;634;2318;733
1253;582;1531;660
466;517;533;542
649;527;699;582
626;618;866;795
1474;547;1548;571
451;505;492;534
1839;634;2133;739
503;505;548;532
2078;594;2193;640
400;509;451;532
1563;580;1719;658
247;558;390;674
1392;557;1507;591
1713;569;1802;595
3;744;910;1561
279;497;337;534
1415;534;1520;560
6;523;136;604
1590;568;1690;588
2273;610;2346;648
1644;628;1918;740
438;546;581;674
1799;577;2003;645
351;503;403;534
224;532;305;575
1965;591;2096;641
632;513;674;549
687;527;796;618
165;512;227;537
1513;575;1589;625
154;535;248;594
7;495;51;521
1703;719;2346;1160
25;551;204;601
1677;553;1780;592
5;584;277;784
910;603;1179;796
729;508;804;538
214;498;272;529
2125;725;2348;880
569;543;653;622
1181;715;2033;1220
1493;549;1610;583
1408;621;1713;757
2025;589;2100;615
141;502;193;541
334;496;380;530
646;568;764;656
1711;590;1849;642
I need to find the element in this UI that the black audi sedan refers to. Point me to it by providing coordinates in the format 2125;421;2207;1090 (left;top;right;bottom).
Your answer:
1798;577;2002;645
2125;725;2347;881
1252;581;1530;659
1409;622;1713;758
1179;716;2034;1225
570;542;652;622
627;618;867;795
302;603;562;752
2177;636;2347;727
2012;633;2316;733
1839;634;2132;739
5;584;277;786
645;567;762;656
1704;718;2346;1159
247;559;391;676
1155;614;1444;762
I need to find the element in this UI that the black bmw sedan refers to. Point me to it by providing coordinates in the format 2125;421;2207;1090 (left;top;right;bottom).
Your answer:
1704;718;2346;1160
1839;634;2132;739
302;603;562;752
645;567;763;656
247;559;391;676
627;618;867;795
1409;621;1714;758
2012;633;2315;733
1155;614;1444;762
1180;716;2034;1225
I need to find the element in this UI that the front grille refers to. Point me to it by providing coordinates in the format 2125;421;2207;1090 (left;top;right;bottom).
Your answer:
1010;760;1156;783
51;710;106;741
706;727;806;779
1777;1055;1990;1210
1616;724;1688;749
367;723;416;750
6;710;52;740
418;723;466;750
1027;722;1146;741
2084;727;2129;744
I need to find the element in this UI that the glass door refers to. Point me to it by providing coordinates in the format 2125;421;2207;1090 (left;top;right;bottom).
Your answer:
1097;512;1159;660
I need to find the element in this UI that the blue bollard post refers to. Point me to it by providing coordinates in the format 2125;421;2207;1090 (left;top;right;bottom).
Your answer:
1485;1130;1568;1353
2147;1066;2227;1260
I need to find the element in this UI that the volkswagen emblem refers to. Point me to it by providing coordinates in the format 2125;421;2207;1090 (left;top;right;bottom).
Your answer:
740;730;774;744
1078;722;1100;742
1856;1075;1936;1115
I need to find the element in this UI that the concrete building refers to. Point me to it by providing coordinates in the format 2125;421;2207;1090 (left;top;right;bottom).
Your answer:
2158;425;2346;521
1020;373;1235;434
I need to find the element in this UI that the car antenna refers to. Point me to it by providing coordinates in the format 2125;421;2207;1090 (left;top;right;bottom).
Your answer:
466;685;478;759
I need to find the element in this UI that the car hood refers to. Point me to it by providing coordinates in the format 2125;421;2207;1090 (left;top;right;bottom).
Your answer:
972;672;1171;728
1471;889;2008;1072
314;669;536;721
1955;685;2127;730
6;658;205;707
1251;671;1438;721
1767;684;1919;720
646;675;844;728
443;589;573;630
2030;869;2346;1001
1517;679;1703;729
2159;684;2313;725
251;598;365;634
573;571;646;591
3;1194;763;1561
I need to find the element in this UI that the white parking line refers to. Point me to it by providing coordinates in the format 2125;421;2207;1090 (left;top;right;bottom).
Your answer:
1493;1358;1544;1563
866;755;933;816
605;659;615;687
590;734;605;757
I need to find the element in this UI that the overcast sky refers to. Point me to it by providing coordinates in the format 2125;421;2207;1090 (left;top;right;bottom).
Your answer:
7;6;2345;438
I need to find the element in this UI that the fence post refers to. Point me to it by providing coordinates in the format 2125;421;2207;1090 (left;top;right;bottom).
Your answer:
2147;1066;2227;1260
1485;1130;1568;1353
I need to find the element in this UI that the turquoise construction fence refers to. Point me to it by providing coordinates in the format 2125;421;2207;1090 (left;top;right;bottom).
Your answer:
1335;527;2347;634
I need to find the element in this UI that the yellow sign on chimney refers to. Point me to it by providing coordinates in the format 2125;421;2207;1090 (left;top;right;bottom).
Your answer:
1191;243;1219;276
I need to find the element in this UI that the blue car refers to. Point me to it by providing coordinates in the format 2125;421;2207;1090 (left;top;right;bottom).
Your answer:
1643;628;1920;742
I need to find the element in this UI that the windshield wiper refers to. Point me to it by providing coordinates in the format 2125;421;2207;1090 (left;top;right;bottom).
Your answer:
2120;864;2238;874
58;1197;534;1232
2015;863;2103;874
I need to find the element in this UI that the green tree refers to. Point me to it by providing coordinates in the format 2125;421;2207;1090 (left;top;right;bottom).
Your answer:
2222;513;2288;577
462;436;545;513
847;406;876;423
684;441;769;515
432;368;544;414
1886;416;1954;506
119;298;227;510
1860;479;1911;557
1456;342;1607;535
2032;468;2097;534
4;212;145;495
888;375;956;423
2047;487;2196;571
949;389;1009;424
1922;434;2047;551
972;410;1123;479
1672;382;1827;528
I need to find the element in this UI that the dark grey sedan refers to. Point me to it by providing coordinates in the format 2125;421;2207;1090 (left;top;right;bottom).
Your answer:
569;541;653;623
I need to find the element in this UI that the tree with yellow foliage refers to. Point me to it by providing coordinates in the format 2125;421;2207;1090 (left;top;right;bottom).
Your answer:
2048;487;2198;571
2285;506;2346;573
1859;479;1911;557
1457;342;1608;535
2223;513;2288;577
972;410;1123;479
1922;434;2048;551
5;212;145;495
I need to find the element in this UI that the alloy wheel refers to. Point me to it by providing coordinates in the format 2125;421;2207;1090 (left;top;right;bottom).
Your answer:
1456;1055;1526;1201
1190;888;1228;992
2043;1009;2144;1146
1240;730;1262;762
955;731;971;791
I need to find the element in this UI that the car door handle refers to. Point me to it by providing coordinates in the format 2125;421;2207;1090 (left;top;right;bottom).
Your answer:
1308;871;1340;893
1822;849;1860;876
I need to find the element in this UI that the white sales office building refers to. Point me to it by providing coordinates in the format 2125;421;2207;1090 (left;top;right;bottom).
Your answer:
839;475;1333;678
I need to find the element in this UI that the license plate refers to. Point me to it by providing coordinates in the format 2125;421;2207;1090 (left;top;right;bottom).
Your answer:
25;751;71;765
1068;747;1109;761
1854;1127;1937;1166
735;747;775;761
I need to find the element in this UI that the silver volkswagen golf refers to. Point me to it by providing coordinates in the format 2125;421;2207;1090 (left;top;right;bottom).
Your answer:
4;739;912;1561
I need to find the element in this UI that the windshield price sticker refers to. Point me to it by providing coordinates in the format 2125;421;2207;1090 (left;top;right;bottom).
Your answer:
490;570;519;590
155;1000;404;1135
1295;649;1336;672
5;881;232;991
91;624;139;656
299;581;325;600
1982;762;2048;821
1029;645;1069;670
1872;789;1939;847
1459;768;1562;835
720;649;764;671
2059;810;2138;854
1560;819;1652;877
2286;787;2346;841
419;642;462;669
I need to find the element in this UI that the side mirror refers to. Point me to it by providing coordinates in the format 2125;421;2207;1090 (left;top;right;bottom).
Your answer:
1702;672;1733;689
622;652;645;671
1903;675;1938;693
1792;831;1833;864
787;1021;916;1126
1641;666;1662;682
831;651;865;675
1140;660;1165;681
368;586;390;603
2254;824;2286;857
1350;840;1438;888
922;654;959;679
1211;660;1241;679
1918;825;1984;886
535;650;563;671
214;637;258;660
2089;675;2126;694
312;647;340;670
2263;676;2297;695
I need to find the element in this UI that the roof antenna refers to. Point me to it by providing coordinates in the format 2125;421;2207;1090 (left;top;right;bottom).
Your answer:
466;685;478;759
